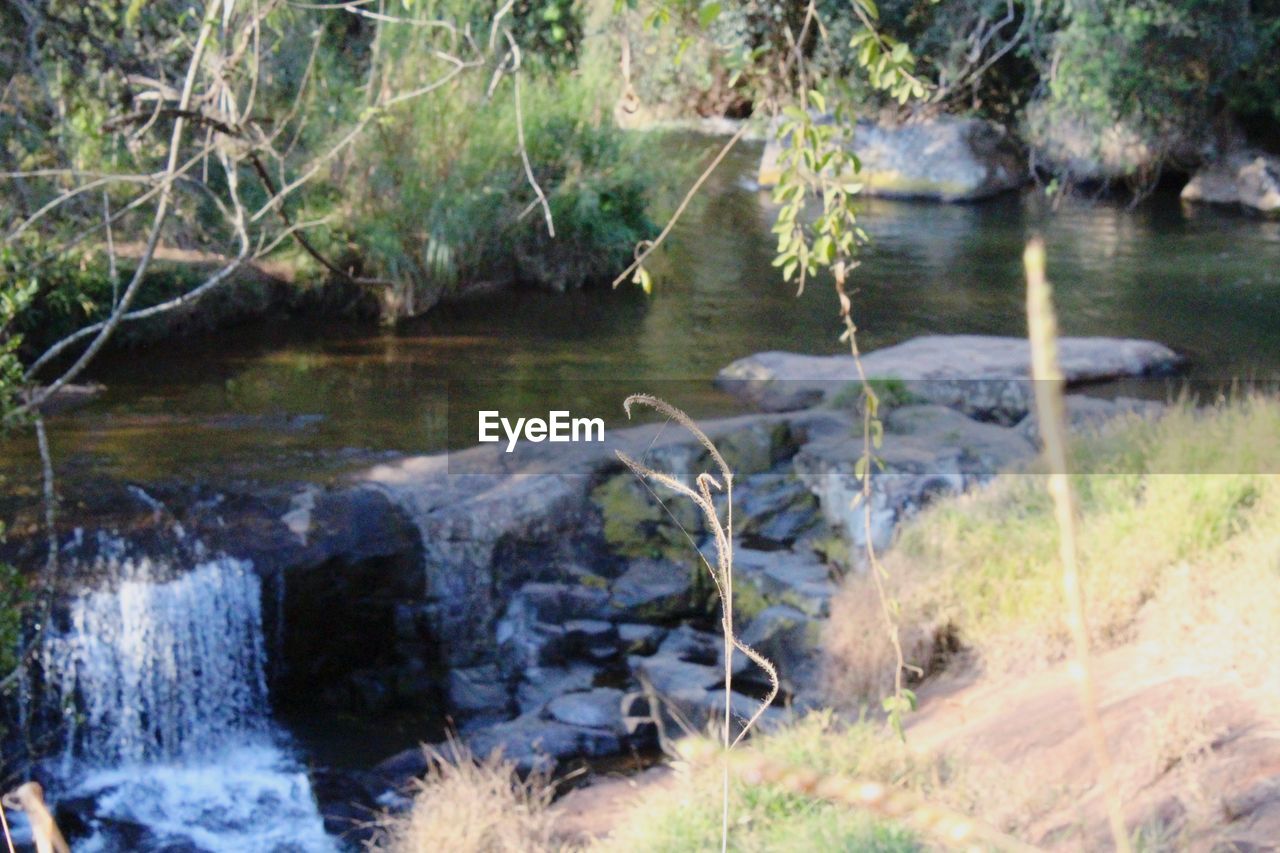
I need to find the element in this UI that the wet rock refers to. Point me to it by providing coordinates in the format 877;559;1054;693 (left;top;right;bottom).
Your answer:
545;688;626;733
716;335;1181;418
1181;149;1280;214
608;559;695;621
758;115;1025;202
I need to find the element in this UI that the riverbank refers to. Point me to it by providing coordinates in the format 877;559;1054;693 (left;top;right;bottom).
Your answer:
381;393;1280;852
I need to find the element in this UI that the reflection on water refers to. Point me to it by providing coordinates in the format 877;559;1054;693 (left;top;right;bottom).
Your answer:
3;138;1279;486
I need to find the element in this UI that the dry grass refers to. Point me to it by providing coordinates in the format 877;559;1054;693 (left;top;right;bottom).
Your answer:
372;742;558;853
825;395;1280;704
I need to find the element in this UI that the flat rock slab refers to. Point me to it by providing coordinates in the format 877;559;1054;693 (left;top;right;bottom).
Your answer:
716;335;1181;420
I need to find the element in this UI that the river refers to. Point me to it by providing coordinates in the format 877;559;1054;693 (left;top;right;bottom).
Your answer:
2;137;1278;488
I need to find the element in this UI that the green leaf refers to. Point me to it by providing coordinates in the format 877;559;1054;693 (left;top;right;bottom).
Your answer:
125;0;147;27
698;1;722;29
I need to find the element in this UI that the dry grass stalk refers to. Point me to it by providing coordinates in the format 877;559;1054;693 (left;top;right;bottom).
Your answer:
615;394;779;853
375;740;556;853
1023;237;1130;853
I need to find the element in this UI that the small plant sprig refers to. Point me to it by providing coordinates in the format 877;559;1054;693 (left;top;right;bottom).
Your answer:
615;394;778;853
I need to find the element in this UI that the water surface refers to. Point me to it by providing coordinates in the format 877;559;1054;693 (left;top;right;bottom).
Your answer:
3;137;1279;487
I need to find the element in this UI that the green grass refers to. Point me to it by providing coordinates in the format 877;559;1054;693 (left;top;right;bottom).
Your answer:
599;713;925;852
827;394;1280;693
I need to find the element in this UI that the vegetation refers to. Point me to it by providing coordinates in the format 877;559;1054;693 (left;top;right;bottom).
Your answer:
374;742;556;853
827;396;1280;698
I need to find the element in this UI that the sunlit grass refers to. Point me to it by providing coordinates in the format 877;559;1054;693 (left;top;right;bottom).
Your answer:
828;394;1280;693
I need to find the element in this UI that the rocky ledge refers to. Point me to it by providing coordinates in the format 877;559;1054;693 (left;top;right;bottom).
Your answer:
351;333;1178;813
714;334;1181;419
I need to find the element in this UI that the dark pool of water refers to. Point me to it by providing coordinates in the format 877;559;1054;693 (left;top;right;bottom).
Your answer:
3;137;1279;488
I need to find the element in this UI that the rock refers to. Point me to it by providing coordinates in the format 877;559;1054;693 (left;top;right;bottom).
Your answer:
715;335;1181;419
1024;106;1169;184
30;382;106;415
591;470;703;561
629;653;722;696
447;665;511;718
1017;395;1165;445
563;619;618;649
733;605;823;695
733;548;835;618
758;115;1025;202
736;475;820;547
509;582;611;624
795;405;1035;553
466;715;622;774
608;559;695;621
515;664;598;715
617;623;667;655
545;688;626;732
1181;149;1280;214
656;625;723;665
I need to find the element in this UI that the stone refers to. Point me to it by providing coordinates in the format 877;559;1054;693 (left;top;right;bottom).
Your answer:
733;605;823;695
545;688;626;732
629;653;722;696
447;665;511;718
1024;105;1171;184
608;559;695;621
591;471;703;561
733;548;835;618
1017;395;1166;445
736;475;820;547
515;664;599;715
657;624;723;665
618;623;667;655
1181;149;1280;214
795;405;1035;553
758;115;1024;202
715;335;1181;419
466;715;622;774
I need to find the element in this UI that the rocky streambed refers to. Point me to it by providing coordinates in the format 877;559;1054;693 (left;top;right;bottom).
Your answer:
1;334;1180;847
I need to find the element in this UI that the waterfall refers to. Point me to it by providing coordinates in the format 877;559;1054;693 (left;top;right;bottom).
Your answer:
28;547;336;853
42;556;269;764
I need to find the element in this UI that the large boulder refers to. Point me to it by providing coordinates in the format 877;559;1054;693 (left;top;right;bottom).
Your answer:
1181;150;1280;215
715;335;1182;420
758;115;1025;202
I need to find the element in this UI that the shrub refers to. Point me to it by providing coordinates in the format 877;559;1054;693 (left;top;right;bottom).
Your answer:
345;45;659;317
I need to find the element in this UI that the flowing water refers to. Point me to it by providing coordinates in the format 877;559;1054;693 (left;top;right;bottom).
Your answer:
25;550;334;852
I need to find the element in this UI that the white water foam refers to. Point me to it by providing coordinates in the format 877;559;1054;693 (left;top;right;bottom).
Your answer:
37;553;337;852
